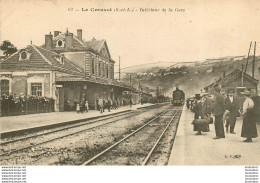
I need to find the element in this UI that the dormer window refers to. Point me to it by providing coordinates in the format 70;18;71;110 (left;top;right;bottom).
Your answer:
19;50;31;61
56;39;64;47
21;52;27;59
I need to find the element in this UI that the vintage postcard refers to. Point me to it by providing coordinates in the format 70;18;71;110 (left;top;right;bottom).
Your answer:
0;0;259;182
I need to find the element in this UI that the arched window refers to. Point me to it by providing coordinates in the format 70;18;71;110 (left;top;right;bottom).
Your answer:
19;49;31;61
111;65;114;79
92;58;95;74
56;39;64;47
98;61;101;77
106;64;109;78
103;62;105;77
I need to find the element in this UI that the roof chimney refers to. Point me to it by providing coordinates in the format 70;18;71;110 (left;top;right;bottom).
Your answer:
45;32;53;50
54;31;60;37
77;29;82;40
65;32;73;50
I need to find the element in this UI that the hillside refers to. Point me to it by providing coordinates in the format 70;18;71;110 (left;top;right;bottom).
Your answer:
120;57;260;97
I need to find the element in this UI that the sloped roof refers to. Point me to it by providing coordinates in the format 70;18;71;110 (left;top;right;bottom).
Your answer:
0;44;84;75
56;74;132;90
85;39;104;52
52;31;112;60
54;33;85;50
85;39;111;59
204;69;258;89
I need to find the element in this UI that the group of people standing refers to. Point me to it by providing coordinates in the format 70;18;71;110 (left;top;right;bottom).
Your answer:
76;97;89;113
190;86;259;142
97;98;119;113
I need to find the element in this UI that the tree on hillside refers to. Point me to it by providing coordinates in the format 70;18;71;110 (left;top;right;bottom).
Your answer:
158;69;166;76
170;66;187;73
0;40;18;57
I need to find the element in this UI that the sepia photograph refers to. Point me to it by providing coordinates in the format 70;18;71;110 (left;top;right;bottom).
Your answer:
0;0;260;182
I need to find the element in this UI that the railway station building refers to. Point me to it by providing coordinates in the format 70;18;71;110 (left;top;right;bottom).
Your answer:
0;29;133;112
204;69;258;106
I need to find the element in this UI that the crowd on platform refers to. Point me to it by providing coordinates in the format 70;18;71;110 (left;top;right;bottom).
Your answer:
74;97;124;114
0;94;55;116
187;86;259;142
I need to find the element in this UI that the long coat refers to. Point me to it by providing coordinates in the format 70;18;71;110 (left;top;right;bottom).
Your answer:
214;94;225;116
225;96;239;121
193;101;209;132
204;97;214;116
241;97;258;138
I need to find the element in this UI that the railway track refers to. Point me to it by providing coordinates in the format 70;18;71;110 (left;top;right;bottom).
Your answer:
0;105;165;159
0;111;133;146
81;107;182;165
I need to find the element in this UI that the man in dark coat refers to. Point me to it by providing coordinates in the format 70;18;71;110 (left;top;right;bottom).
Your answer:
213;87;225;139
224;90;239;134
186;99;190;109
192;94;210;135
107;99;111;112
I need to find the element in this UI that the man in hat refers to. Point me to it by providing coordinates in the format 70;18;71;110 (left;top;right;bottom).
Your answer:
224;90;239;134
193;94;203;135
213;86;225;139
240;90;258;142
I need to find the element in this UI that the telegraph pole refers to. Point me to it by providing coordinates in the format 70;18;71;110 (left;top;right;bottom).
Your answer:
245;41;252;73
242;64;244;86
129;74;132;104
119;56;121;81
130;74;132;86
252;41;256;78
138;80;141;104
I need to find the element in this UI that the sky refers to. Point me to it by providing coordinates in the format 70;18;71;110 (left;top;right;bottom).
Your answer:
1;0;260;69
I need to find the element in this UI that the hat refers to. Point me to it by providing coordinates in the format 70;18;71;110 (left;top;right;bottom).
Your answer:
241;90;251;96
195;94;201;100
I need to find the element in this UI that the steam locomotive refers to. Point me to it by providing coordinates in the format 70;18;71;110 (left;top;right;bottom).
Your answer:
172;87;185;106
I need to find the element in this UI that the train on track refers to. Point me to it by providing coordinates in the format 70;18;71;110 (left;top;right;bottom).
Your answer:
172;87;185;106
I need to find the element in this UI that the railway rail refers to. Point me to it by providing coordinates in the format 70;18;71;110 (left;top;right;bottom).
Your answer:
0;105;165;159
81;107;182;165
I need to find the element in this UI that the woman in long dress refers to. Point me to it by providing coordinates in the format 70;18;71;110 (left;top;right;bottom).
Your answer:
240;90;258;142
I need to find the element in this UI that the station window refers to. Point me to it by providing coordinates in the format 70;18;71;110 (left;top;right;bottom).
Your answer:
103;63;105;77
111;65;114;79
0;80;10;96
98;62;101;77
21;51;27;60
58;40;63;46
31;83;42;96
92;58;95;74
106;64;109;78
19;50;30;61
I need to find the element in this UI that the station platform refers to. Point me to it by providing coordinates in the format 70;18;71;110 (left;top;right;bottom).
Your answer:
168;107;260;165
0;103;155;134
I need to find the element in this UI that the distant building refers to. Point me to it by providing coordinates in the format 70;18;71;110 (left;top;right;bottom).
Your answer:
204;69;259;96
